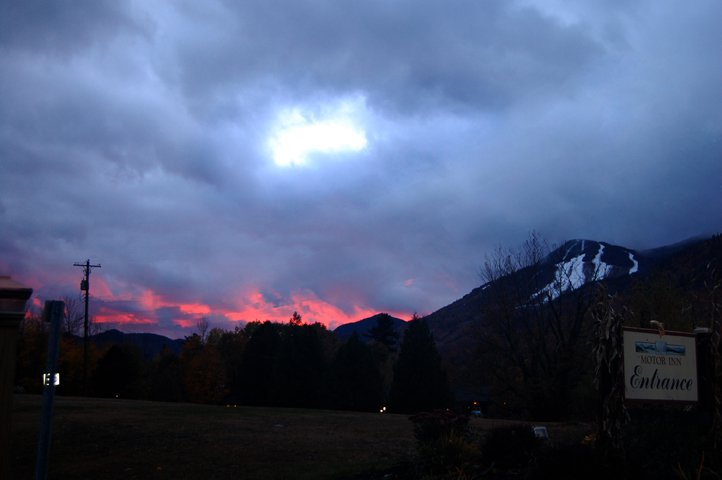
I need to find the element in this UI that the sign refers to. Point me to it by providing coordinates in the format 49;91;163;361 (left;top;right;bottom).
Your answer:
42;373;60;386
623;328;697;403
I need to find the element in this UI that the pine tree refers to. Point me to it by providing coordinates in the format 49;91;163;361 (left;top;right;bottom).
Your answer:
365;313;399;351
240;321;282;405
328;333;384;411
389;317;452;413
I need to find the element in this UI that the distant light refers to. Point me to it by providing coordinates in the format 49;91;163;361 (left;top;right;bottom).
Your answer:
379;406;387;413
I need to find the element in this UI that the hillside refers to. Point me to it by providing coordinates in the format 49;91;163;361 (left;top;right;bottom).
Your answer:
84;329;184;359
333;313;407;344
423;234;722;402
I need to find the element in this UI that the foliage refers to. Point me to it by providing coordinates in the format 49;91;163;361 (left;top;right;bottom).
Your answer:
409;410;478;477
92;344;143;398
364;313;399;351
149;346;182;402
181;334;227;404
214;327;247;403
289;311;303;326
390;317;452;413
622;408;717;479
327;333;384;411
239;321;283;405
481;424;538;470
528;444;612;480
591;286;629;455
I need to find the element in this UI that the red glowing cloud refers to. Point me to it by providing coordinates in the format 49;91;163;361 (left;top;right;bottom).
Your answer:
179;303;212;315
18;269;410;338
224;289;409;330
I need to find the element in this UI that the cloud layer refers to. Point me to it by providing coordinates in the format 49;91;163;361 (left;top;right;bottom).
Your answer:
2;0;721;337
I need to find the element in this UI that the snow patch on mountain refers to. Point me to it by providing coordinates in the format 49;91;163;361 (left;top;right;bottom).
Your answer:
533;253;587;301
629;252;639;274
593;244;614;278
532;241;634;302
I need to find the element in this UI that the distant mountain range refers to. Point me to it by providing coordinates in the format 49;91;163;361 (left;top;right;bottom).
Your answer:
84;329;184;359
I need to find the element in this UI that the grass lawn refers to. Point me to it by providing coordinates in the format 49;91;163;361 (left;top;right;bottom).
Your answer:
12;395;592;479
11;395;417;480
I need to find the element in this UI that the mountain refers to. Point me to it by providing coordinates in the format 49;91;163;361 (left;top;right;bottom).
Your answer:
422;235;722;400
333;313;408;343
88;329;184;359
426;239;643;345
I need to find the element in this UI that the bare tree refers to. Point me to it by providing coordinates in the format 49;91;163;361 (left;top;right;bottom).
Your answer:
477;233;600;419
62;295;84;335
196;317;210;343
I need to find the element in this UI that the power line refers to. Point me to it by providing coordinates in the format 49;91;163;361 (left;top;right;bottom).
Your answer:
73;259;101;395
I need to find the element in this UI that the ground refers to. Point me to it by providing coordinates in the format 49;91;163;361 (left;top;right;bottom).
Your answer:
11;395;589;479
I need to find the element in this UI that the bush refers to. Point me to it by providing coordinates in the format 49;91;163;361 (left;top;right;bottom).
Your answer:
529;444;614;480
482;424;538;469
410;410;469;444
409;410;479;476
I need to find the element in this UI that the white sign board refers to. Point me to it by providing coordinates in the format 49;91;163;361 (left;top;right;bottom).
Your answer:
42;373;60;386
623;328;697;403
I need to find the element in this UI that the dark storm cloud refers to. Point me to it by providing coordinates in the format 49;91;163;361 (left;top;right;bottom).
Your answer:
164;0;603;117
2;0;721;336
0;0;148;55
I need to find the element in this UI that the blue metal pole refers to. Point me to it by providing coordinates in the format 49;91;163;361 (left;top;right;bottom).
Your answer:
35;300;63;480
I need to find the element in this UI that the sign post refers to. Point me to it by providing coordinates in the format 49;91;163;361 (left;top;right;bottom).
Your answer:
35;300;64;480
623;328;698;403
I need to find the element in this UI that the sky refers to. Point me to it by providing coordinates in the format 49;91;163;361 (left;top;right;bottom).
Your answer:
2;0;721;339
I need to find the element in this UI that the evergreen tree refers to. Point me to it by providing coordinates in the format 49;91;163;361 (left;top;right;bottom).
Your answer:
149;346;182;402
180;334;227;404
215;327;247;404
240;321;282;405
289;311;303;326
328;333;384;411
93;344;143;398
365;313;399;351
389;317;452;413
276;322;328;407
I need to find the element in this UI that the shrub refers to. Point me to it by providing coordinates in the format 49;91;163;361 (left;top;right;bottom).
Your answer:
529;444;614;480
410;410;469;444
409;410;479;476
482;424;538;469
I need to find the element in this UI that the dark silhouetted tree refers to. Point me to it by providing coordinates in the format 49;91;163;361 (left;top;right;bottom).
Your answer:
365;313;399;351
240;321;282;405
289;311;303;326
93;344;142;398
328;333;384;411
390;317;451;413
276;322;328;407
150;346;183;402
215;327;247;403
181;333;226;404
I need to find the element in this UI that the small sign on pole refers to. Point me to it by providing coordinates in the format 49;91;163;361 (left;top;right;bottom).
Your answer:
623;327;698;403
42;374;60;386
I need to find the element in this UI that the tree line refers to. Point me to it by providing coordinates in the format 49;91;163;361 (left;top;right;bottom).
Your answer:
15;312;452;414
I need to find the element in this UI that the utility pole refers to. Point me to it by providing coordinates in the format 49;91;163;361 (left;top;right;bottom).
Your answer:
73;259;100;395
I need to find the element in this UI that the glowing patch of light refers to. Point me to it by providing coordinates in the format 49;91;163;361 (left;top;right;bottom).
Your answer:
268;99;368;167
